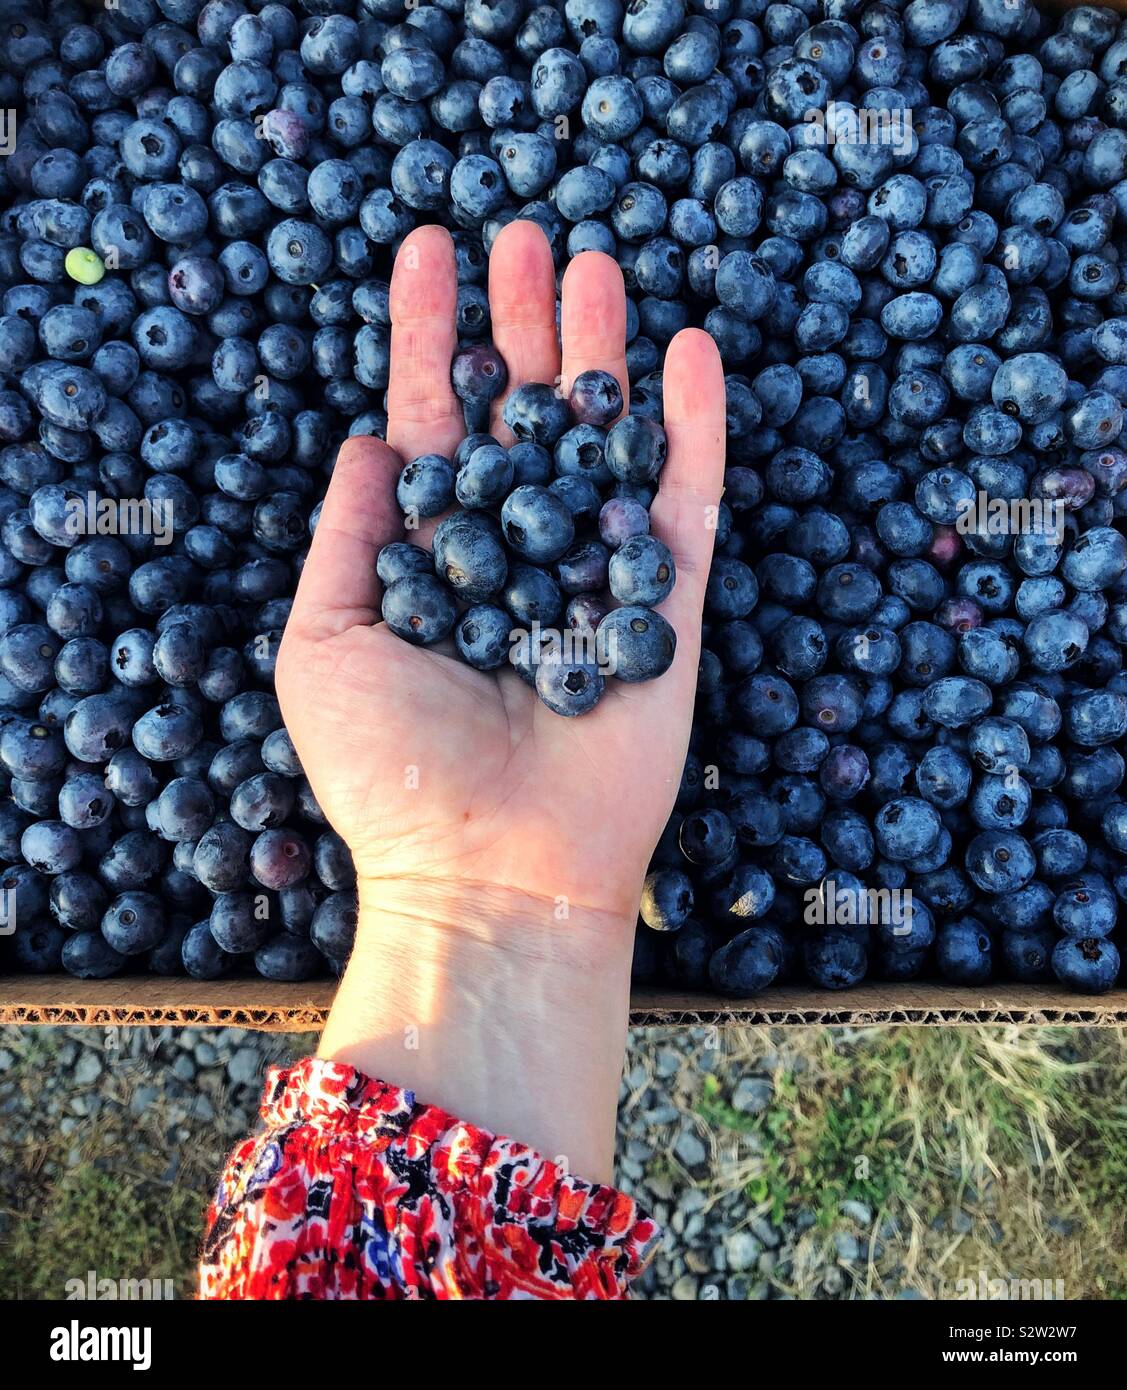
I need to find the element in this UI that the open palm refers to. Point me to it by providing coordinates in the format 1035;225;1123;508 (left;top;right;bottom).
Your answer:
276;221;726;934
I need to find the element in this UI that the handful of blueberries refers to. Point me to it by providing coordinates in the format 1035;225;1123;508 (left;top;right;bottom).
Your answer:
2;0;1127;998
378;361;678;715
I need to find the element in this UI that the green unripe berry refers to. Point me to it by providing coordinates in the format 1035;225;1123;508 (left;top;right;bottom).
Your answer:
65;248;106;286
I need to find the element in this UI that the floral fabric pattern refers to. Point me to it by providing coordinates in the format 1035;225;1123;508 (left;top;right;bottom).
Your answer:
200;1056;659;1300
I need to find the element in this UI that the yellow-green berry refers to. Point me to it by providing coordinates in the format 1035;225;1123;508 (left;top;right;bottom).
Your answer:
65;248;105;285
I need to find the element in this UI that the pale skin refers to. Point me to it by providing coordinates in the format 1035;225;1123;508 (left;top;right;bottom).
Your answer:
276;219;726;1183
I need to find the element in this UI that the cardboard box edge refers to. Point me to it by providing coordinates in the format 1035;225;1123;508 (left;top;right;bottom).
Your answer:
3;977;1127;1030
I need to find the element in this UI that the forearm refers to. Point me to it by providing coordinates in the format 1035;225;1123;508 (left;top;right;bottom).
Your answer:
317;878;636;1183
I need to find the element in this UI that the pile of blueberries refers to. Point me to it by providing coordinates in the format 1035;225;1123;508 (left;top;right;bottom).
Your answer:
1;0;1127;993
379;363;678;713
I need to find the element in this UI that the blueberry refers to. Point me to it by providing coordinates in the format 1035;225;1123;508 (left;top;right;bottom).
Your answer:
433;515;508;601
266;217;333;285
21;820;82;875
599;496;649;548
62;930;127;980
452;343;508;404
569;368;624;426
1051;936;1120;994
181;920;236;979
708;926;784;995
535;651;605;717
503;382;572;445
310;890;358;962
133;703;203;761
250;828;312;890
937;918;993;984
396;454;456;520
1053;879;1117;939
193;822;253;894
501;484;575;564
455;442;515;509
679;809;736;866
709;865;775;927
50;873;109;933
102;891;165;955
376;542;433;588
556;540;610;595
803;933;868;990
640;867;694;931
255;933;323;981
965;830;1037;894
598;605;676;683
381;573;458;645
608;534;675;606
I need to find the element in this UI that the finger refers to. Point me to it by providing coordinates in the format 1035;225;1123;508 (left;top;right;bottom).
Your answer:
286;435;402;640
487;219;560;441
560;251;629;411
387;224;463;464
648;329;727;676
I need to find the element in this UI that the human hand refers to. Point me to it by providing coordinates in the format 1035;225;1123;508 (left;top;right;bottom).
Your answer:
276;220;725;1176
277;220;726;938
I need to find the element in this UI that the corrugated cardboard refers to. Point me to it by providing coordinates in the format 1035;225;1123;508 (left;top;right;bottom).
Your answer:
2;975;1126;1029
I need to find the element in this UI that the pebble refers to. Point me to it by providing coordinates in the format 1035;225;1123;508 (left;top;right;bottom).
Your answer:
646;1173;674;1202
671;1274;699;1301
834;1232;862;1262
74;1051;102;1087
227;1047;262;1088
731;1076;773;1114
841;1200;873;1225
0;1049;13;1071
655;1047;682;1079
678;1186;706;1215
724;1231;762;1272
171;1055;196;1084
130;1086;159;1116
673;1128;707;1170
194;1042;218;1068
750;1216;781;1249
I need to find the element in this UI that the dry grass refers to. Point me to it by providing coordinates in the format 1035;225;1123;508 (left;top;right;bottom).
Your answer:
688;1025;1127;1298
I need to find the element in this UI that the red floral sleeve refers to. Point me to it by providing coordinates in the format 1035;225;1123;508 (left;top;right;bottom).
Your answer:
199;1056;660;1300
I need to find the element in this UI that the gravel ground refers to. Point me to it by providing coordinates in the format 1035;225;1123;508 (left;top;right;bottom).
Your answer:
0;1023;1110;1300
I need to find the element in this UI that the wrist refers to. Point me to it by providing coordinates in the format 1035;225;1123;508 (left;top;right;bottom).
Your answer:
355;874;635;963
318;876;637;1182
